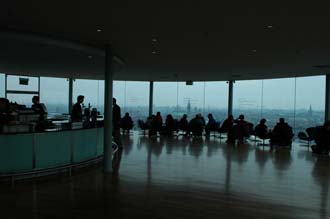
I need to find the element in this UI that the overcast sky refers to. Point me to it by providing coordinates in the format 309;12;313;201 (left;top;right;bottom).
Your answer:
0;74;325;111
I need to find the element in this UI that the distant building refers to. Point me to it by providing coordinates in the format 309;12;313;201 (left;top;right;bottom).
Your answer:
308;104;313;117
187;99;191;114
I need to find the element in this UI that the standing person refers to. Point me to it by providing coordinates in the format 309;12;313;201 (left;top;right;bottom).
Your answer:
113;98;122;146
71;95;84;122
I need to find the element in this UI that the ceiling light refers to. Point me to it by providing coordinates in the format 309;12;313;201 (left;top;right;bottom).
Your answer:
88;55;93;59
96;29;102;32
267;25;273;29
152;50;157;54
252;49;257;52
152;37;158;42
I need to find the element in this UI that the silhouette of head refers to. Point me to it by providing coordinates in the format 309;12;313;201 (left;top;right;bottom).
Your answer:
279;118;285;123
157;112;161;116
125;112;129;117
183;114;187;119
77;95;84;103
260;118;266;124
0;98;9;111
113;98;117;105
239;114;244;120
208;113;213;119
32;96;40;104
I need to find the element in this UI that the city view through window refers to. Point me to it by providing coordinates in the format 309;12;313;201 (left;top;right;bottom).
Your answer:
0;73;325;134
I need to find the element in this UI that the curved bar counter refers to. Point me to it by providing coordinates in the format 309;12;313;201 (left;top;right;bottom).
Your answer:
0;127;105;181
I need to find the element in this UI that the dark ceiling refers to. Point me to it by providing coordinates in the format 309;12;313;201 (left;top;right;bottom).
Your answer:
1;1;330;81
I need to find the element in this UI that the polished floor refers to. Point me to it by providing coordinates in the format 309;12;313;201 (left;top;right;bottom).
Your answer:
1;132;330;219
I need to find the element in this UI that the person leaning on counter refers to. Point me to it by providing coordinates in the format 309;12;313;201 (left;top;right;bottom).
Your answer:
31;96;47;120
0;98;10;125
71;95;84;122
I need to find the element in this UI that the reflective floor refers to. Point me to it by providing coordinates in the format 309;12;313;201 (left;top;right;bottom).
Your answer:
1;132;330;219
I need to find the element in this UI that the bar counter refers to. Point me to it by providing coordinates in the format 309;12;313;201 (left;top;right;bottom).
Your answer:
0;125;105;176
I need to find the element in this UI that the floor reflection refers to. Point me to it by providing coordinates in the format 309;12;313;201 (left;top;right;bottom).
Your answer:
312;157;330;219
1;132;329;218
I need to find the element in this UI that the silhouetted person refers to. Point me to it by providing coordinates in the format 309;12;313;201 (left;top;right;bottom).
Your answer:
164;114;177;135
188;114;204;136
205;113;218;137
155;112;163;132
198;113;206;126
121;112;133;134
0;98;10;125
179;114;188;134
31;96;47;121
312;121;330;155
270;118;293;146
113;98;122;146
255;118;271;139
148;115;157;137
219;115;234;133
71;95;84;122
228;115;250;144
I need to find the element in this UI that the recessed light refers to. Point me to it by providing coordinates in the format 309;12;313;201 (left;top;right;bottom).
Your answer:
152;50;157;54
88;55;93;59
252;49;257;52
96;29;102;32
267;25;273;29
152;37;158;42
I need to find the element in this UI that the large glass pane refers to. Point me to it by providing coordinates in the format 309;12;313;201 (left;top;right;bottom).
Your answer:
154;82;178;117
0;73;5;97
113;80;126;111
73;79;103;113
233;80;263;125
6;75;39;92
40;77;69;116
204;81;228;122
295;75;325;133
125;81;149;124
97;80;104;114
177;82;205;119
262;78;295;129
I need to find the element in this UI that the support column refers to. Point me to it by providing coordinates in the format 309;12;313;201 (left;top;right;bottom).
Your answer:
325;74;330;121
149;81;154;116
228;80;234;117
68;78;74;114
104;45;114;172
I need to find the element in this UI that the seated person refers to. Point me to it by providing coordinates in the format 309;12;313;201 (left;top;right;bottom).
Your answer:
219;115;234;133
178;114;189;134
205;113;219;137
31;96;47;120
149;115;159;137
270;118;293;146
154;112;163;132
121;112;134;133
254;118;271;139
228;115;250;144
71;95;84;122
311;121;330;154
0;98;10;125
145;116;153;129
188;114;204;136
164;114;177;135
